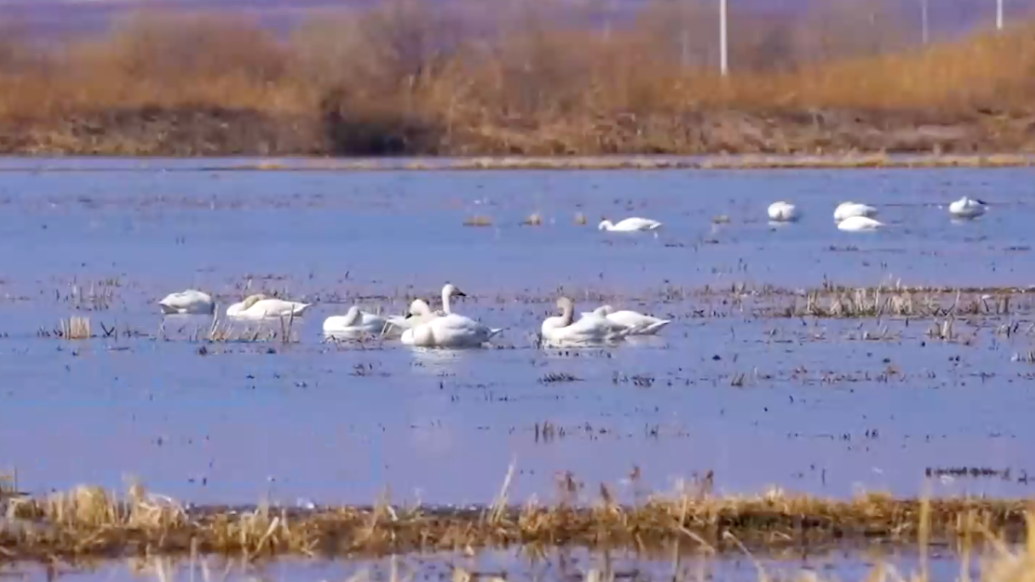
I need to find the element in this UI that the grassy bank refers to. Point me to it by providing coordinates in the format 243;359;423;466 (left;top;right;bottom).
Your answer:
0;482;1032;561
0;1;1034;157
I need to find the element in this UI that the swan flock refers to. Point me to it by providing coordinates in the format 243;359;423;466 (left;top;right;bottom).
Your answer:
772;196;989;232
160;284;671;350
157;195;984;348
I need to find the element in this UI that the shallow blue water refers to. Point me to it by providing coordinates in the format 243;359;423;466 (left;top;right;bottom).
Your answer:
0;546;986;582
0;161;1033;507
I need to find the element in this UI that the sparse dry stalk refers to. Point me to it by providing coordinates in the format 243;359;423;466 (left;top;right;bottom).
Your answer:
463;216;493;227
59;316;92;339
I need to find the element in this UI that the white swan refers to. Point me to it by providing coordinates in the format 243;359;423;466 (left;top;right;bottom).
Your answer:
323;306;390;337
837;215;884;232
384;299;440;336
598;217;662;232
158;289;214;315
948;196;987;219
767;201;799;222
227;294;311;320
581;305;671;336
542;297;633;346
400;284;503;348
833;202;878;222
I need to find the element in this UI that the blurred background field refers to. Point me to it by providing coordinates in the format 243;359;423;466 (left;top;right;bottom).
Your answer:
0;0;1033;156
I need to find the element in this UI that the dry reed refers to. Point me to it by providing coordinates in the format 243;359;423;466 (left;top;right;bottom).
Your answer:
463;215;493;227
0;482;1031;561
58;316;92;340
777;287;1015;319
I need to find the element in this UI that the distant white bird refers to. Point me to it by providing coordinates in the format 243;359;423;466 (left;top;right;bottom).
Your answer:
323;306;390;337
598;217;663;232
833;202;878;222
837;216;884;232
158;289;214;315
542;297;634;346
948;196;987;219
400;284;502;348
227;294;311;319
767;201;800;222
581;305;671;336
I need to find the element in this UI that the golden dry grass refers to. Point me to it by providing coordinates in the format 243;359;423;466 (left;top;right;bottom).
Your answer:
463;215;494;227
0;2;1033;156
58;316;92;340
122;520;1035;582
0;482;1032;561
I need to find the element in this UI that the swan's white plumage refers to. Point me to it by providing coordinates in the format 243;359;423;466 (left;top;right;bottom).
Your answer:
598;217;663;232
833;202;878;222
948;196;987;219
323;306;389;336
582;305;671;336
542;297;633;346
399;284;502;348
837;215;884;232
158;289;214;315
767;201;799;222
384;299;440;337
227;294;310;319
401;314;503;348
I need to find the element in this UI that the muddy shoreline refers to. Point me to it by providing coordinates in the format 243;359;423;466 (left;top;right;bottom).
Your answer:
2;107;1034;162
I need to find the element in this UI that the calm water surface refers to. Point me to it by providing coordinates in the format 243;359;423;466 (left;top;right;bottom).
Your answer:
0;161;1034;507
1;546;989;582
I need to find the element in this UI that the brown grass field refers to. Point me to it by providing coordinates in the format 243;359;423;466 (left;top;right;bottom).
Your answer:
0;0;1033;157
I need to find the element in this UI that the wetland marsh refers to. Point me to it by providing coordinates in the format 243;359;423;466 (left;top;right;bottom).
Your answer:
1;160;1035;580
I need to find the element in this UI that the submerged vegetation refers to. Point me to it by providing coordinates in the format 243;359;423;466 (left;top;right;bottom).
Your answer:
1;0;1035;157
0;480;1032;561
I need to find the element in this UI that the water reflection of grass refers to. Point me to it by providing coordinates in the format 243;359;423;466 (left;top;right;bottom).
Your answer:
1;481;1031;562
216;154;1035;172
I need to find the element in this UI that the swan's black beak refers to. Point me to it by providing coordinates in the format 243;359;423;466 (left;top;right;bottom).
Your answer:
456;291;467;298
404;312;414;319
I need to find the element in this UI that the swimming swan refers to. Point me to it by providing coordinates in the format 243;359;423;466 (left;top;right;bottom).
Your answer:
323;306;390;337
948;196;987;219
581;305;671;336
837;216;884;232
598;217;663;232
158;289;214;315
767;201;800;222
542;297;634;346
227;294;311;319
400;284;503;348
834;202;878;222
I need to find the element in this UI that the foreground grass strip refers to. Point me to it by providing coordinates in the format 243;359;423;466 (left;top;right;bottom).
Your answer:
0;486;1031;561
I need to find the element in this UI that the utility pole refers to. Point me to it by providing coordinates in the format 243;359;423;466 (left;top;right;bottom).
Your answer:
681;29;690;70
997;0;1004;31
720;0;728;76
920;0;929;45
